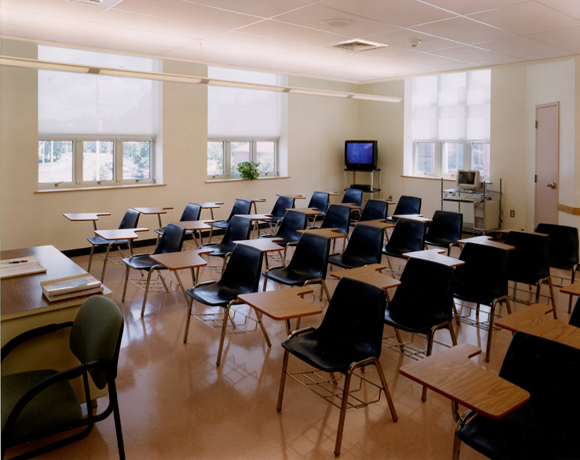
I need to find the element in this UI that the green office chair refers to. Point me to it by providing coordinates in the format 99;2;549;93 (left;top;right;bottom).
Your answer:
1;296;125;460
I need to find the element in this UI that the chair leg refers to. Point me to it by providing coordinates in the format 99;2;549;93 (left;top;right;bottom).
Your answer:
88;244;95;273
140;270;155;317
547;277;558;319
334;368;354;457
569;269;577;313
452;428;463;460
122;265;130;302
422;332;436;402
255;310;271;347
108;382;126;460
100;243;114;282
452;300;460;325
276;349;290;412
216;303;232;366
486;300;498;363
263;277;268;291
183;297;194;343
321;280;331;303
374;359;398;423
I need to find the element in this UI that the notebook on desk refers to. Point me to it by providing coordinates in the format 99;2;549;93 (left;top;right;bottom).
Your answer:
0;256;47;279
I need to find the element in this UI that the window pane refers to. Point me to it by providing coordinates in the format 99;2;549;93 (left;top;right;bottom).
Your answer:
123;141;151;179
256;142;275;174
83;141;114;181
38;140;73;183
231;141;250;175
471;142;490;177
442;142;464;175
207;142;224;176
416;142;436;174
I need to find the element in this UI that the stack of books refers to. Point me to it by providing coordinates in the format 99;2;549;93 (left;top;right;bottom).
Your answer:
41;274;103;302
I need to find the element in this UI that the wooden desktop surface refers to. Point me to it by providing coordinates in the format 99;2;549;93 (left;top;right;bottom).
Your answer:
560;281;580;296
289;208;322;216
458;235;515;250
356;219;396;229
233;238;284;252
63;212;111;221
297;228;346;239
238;287;320;321
1;245;112;321
330;264;400;290
198;202;224;208
171;220;215;231
495;303;580;350
399;344;530;419
94;228;149;240
133;207;173;214
403;249;465;267
149;249;213;270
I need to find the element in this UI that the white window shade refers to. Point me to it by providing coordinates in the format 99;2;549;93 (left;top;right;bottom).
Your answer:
413;69;490;142
38;46;156;136
208;67;280;138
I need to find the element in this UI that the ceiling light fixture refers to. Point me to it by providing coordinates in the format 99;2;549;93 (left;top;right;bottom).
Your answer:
0;55;402;103
330;39;387;52
320;19;356;28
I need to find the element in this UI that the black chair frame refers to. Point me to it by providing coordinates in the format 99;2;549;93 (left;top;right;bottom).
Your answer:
1;299;125;460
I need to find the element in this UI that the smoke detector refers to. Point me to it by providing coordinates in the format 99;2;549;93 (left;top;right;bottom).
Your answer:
329;39;388;53
407;39;421;49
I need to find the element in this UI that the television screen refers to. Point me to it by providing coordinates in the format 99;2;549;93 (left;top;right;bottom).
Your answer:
345;141;377;171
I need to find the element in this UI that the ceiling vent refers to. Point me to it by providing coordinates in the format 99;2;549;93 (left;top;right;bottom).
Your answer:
330;39;387;53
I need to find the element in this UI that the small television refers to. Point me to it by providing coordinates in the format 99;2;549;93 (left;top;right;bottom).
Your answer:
345;140;378;171
457;170;481;190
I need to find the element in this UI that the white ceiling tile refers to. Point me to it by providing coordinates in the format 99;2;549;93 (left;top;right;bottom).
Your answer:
418;0;529;15
273;3;398;37
206;31;306;54
428;45;511;64
0;0;106;21
364;29;460;51
235;19;350;45
319;0;458;27
536;0;580;20
0;8;86;41
477;36;573;56
113;0;262;29
411;17;517;44
522;49;575;60
529;26;580;49
468;2;580;35
0;20;67;42
93;9;226;40
60;22;197;55
393;52;465;68
184;0;309;18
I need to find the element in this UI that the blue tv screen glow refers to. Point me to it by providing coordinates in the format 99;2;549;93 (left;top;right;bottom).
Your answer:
345;141;377;170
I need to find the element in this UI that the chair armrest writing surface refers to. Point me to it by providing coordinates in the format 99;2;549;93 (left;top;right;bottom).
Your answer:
561;280;580;296
1;322;73;362
238;287;319;321
399;344;530;419
494;304;553;332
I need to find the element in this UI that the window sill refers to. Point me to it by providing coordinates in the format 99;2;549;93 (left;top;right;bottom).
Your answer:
35;183;166;194
205;176;289;184
401;175;456;182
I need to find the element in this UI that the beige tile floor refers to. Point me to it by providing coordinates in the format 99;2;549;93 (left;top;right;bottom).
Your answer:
5;244;575;460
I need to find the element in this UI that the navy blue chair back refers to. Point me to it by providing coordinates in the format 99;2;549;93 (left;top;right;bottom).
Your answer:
535;223;579;270
342;188;364;207
308;192;329;214
154;223;186;254
219;244;264;294
270;196;295;222
321;204;351;234
119;209;140;229
360;199;389;221
180;203;202;221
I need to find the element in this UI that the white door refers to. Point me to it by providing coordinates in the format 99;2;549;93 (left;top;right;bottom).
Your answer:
535;102;559;227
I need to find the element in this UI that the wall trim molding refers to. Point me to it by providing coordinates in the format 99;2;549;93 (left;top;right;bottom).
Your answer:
558;203;580;216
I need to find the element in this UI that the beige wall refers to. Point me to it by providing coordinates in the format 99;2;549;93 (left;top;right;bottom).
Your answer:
0;40;359;251
2;38;579;252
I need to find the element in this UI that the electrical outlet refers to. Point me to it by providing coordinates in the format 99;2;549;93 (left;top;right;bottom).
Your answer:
510;210;515;218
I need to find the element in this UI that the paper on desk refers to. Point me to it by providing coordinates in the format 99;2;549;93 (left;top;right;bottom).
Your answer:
0;256;47;279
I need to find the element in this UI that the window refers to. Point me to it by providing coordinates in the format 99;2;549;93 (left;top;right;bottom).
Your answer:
38;46;158;188
207;67;281;179
409;70;490;178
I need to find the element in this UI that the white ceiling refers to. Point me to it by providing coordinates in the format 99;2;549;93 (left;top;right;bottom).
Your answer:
2;0;580;82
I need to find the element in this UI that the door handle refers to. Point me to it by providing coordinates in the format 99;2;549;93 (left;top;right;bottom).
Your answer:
545;182;557;189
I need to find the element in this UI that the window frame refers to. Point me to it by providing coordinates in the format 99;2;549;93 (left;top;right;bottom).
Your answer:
413;140;490;179
207;137;279;180
38;135;155;189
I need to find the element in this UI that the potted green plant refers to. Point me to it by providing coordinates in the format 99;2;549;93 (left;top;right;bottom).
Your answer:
237;161;260;181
